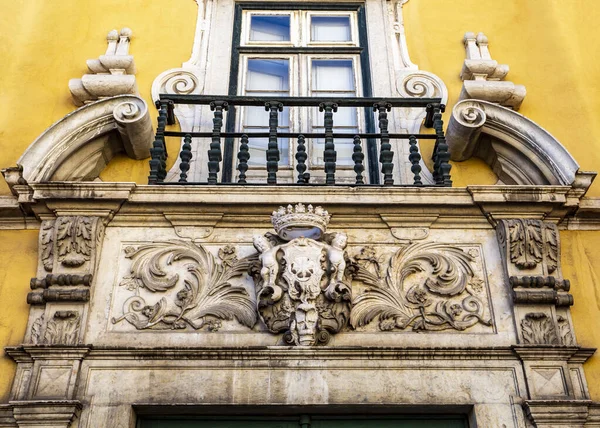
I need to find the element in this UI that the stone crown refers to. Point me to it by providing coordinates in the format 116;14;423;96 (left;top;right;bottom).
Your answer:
271;203;330;240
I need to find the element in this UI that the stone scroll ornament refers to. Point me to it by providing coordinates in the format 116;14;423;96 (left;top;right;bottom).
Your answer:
350;243;492;331
252;203;352;346
112;241;257;331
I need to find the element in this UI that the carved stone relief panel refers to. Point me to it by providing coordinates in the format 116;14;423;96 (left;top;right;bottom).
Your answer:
520;312;559;345
111;240;257;332
350;243;494;333
108;204;497;345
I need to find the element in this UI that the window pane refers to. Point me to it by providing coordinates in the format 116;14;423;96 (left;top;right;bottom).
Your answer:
311;16;351;42
312;137;356;166
247;59;290;91
312;60;354;91
246;137;290;166
250;15;291;41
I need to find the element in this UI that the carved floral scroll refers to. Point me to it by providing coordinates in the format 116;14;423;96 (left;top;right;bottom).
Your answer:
112;240;257;331
350;243;492;332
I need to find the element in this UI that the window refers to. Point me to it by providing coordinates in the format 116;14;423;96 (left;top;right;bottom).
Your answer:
224;5;374;183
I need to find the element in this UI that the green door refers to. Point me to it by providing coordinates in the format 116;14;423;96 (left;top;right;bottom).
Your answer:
138;415;468;428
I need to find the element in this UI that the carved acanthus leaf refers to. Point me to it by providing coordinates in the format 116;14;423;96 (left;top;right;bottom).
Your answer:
56;217;94;267
521;313;559;345
545;225;559;274
113;241;257;330
40;221;55;272
351;243;492;332
43;311;81;345
557;315;576;346
507;220;543;269
31;314;44;345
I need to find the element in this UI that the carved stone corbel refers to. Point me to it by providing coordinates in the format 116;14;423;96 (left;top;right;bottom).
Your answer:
497;218;595;408
25;216;104;348
496;219;575;345
460;32;526;110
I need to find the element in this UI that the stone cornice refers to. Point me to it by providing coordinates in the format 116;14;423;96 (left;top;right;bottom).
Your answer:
2;344;562;361
0;182;593;229
512;345;596;362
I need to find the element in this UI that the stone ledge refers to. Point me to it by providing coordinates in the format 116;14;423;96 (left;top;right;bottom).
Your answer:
524;399;593;427
512;345;596;362
10;400;81;427
0;181;583;229
5;344;535;361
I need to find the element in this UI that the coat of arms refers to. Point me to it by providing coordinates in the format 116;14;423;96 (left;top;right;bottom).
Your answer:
253;203;351;346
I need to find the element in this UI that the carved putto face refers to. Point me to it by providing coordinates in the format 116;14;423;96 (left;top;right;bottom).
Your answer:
253;235;272;253
331;233;348;249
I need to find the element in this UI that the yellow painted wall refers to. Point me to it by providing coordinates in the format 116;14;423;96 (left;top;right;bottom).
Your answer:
561;231;600;399
0;0;196;193
0;231;39;401
405;0;600;192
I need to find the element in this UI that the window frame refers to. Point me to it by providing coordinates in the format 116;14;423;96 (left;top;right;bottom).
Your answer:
224;3;377;184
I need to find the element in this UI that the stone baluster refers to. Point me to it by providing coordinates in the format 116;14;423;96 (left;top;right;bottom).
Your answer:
265;101;283;184
374;102;394;185
208;101;228;185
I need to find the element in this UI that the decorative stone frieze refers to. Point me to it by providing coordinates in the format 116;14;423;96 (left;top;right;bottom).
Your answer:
69;28;138;106
460;32;526;110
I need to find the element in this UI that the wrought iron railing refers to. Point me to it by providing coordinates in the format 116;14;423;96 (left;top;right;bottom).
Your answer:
148;95;451;186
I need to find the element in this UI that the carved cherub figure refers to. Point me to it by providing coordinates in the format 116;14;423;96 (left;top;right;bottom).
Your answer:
327;232;348;286
253;235;279;289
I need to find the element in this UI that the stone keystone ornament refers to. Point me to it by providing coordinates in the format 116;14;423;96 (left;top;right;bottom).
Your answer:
253;203;351;346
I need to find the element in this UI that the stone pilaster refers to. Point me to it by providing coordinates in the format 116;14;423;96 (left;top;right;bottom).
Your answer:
496;219;596;426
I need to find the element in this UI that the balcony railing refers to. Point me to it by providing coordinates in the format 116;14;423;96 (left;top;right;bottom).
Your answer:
148;95;451;187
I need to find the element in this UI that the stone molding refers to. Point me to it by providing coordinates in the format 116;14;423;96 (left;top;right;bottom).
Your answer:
0;182;591;229
69;28;138;106
524;399;593;427
5;181;600;230
11;400;81;428
459;32;526;110
446;99;587;187
14;95;153;185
